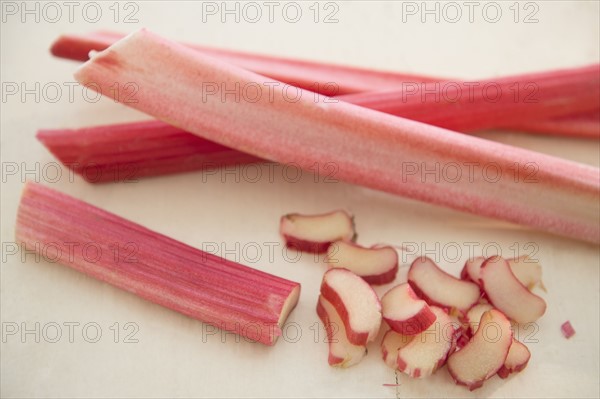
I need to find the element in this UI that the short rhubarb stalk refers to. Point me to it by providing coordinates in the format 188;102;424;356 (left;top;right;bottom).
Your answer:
73;29;600;243
15;182;300;345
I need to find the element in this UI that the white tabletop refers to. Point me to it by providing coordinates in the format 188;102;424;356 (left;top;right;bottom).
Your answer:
1;1;599;398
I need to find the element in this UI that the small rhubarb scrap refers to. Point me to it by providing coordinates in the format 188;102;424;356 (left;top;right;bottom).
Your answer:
325;241;398;284
280;211;355;254
561;321;576;339
73;29;600;243
316;295;367;367
15;182;300;346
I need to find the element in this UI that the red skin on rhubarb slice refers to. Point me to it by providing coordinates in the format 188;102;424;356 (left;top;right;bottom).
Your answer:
15;182;300;346
320;269;382;346
73;29;600;244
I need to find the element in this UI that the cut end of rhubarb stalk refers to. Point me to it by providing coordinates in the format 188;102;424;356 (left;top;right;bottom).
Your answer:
497;339;531;379
381;283;436;335
447;309;513;390
317;295;367;367
408;257;481;311
480;256;546;324
395;307;457;378
280;210;355;253
320;268;382;345
325;241;398;285
16;182;300;346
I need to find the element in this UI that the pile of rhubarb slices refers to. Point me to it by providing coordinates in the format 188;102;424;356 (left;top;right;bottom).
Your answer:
281;210;547;391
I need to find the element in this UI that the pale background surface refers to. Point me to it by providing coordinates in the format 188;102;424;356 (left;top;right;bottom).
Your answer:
1;1;599;398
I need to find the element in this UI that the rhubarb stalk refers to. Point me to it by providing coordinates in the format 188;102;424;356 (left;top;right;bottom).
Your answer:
15;182;301;345
51;30;600;137
73;29;600;243
37;120;262;182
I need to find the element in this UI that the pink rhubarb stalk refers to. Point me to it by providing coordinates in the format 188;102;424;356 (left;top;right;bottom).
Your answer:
73;29;600;243
15;182;300;345
51;30;600;138
37;120;262;182
38;65;600;181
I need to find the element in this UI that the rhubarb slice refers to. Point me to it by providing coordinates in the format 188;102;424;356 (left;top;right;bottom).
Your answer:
394;307;457;378
479;256;546;324
447;309;513;390
497;339;531;379
465;303;494;335
320;268;382;345
15;182;300;345
408;257;481;311
37;121;262;182
280;211;355;254
325;241;398;285
381;329;413;369
381;283;436;335
316;295;367;367
73;29;600;243
507;256;544;290
462;256;544;291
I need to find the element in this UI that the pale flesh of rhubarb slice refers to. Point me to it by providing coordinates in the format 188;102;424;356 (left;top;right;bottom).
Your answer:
447;309;513;390
316;295;367;367
325;241;398;285
73;29;600;244
15;182;300;346
497;339;531;379
320;268;382;345
480;256;546;324
280;211;355;253
381;283;436;335
408;257;481;311
465;303;494;335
